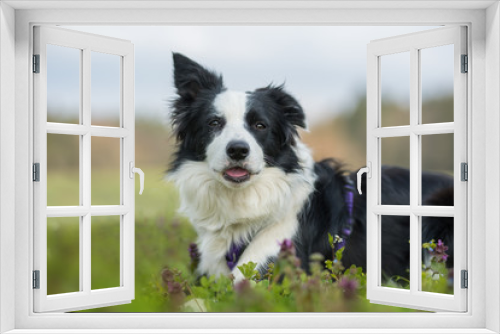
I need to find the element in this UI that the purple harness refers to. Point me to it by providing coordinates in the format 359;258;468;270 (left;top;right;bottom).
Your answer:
224;175;356;269
226;242;245;271
336;175;356;251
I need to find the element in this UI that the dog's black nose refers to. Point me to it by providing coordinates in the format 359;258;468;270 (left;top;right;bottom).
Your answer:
226;140;250;161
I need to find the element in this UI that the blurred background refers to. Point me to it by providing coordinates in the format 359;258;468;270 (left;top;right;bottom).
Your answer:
45;25;454;312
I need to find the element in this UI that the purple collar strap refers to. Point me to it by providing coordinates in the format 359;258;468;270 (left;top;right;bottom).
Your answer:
226;242;246;271
336;175;355;250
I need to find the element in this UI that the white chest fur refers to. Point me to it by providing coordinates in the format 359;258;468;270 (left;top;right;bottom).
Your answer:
170;161;314;244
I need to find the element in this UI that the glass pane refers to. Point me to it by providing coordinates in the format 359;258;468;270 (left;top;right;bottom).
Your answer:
91;52;121;127
47;134;80;206
91;216;121;290
381;136;410;205
421;134;454;206
421;45;454;124
91;137;121;205
381;215;410;289
47;44;80;124
422;216;454;294
47;217;80;295
381;52;410;127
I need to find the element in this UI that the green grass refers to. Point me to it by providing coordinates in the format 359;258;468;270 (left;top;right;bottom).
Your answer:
47;166;452;313
48;166;195;312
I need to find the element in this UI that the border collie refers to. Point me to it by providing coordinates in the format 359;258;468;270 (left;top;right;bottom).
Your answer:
167;53;454;283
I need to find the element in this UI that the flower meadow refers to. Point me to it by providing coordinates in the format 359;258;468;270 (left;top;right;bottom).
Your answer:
158;235;453;312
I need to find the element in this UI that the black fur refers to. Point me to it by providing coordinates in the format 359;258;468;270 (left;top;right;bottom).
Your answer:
169;53;226;171
246;86;306;173
296;162;454;279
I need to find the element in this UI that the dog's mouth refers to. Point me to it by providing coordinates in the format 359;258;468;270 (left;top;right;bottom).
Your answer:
223;167;251;183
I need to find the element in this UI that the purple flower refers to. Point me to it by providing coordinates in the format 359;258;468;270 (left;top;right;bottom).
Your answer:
161;268;175;283
435;239;449;263
338;277;359;299
278;238;296;256
189;243;201;273
167;281;183;295
427;239;450;263
188;243;200;260
234;279;251;294
280;239;293;251
166;280;185;307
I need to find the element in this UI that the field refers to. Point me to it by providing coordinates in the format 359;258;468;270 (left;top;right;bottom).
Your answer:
47;169;453;313
45;96;454;312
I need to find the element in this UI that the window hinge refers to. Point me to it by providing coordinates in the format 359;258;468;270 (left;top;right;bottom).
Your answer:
461;54;468;73
33;270;40;289
461;270;468;289
33;163;40;182
461;162;468;181
33;54;40;73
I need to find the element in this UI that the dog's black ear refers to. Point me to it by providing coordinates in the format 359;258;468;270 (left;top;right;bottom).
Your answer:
262;85;307;129
172;53;224;101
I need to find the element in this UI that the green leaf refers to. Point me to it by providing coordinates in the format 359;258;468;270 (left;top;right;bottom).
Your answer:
328;233;334;248
237;261;258;280
200;276;209;288
335;246;345;262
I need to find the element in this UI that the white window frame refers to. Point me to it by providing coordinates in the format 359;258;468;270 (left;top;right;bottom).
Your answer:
0;1;499;333
33;26;136;313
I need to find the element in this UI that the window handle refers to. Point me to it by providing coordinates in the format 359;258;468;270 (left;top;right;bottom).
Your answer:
357;162;371;195
129;162;144;195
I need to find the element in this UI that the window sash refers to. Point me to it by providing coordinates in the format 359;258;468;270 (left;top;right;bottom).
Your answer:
32;26;136;313
366;26;468;312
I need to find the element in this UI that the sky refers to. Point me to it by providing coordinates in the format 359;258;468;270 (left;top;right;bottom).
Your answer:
49;25;454;126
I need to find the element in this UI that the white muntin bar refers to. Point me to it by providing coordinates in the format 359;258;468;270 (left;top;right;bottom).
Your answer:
372;123;454;138
409;46;419;294
46;122;129;138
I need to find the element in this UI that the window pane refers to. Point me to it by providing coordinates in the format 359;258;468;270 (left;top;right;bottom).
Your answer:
92;52;121;127
47;217;80;295
47;44;80;124
47;134;80;206
381;52;410;127
91;137;121;205
381;136;410;205
422;216;454;295
381;215;410;289
91;216;121;290
421;134;454;206
421;45;454;124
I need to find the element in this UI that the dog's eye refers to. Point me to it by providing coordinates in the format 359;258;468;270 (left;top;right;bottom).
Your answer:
254;122;267;130
208;119;221;127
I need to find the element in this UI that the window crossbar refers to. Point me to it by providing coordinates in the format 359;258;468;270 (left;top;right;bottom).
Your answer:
372;122;454;138
373;205;455;217
46;122;129;138
46;205;130;217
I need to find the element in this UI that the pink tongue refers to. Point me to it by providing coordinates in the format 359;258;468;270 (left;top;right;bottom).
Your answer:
226;168;249;177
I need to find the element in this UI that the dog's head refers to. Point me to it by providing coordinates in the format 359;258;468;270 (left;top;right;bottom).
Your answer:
169;53;307;188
